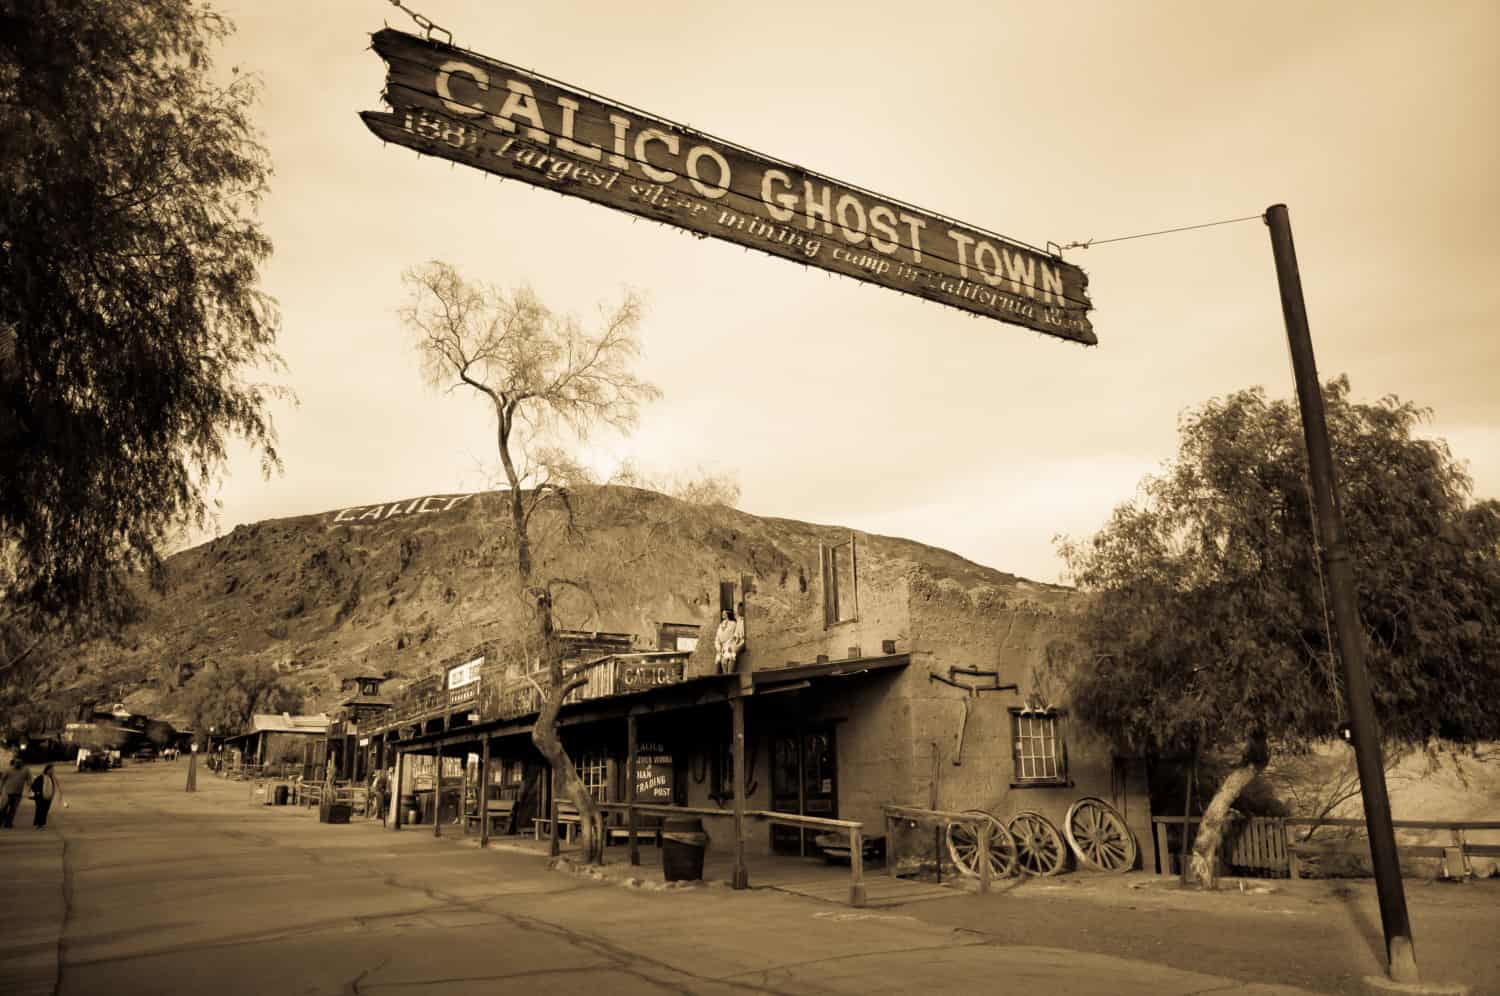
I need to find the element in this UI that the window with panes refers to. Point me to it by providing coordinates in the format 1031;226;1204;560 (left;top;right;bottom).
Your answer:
573;750;609;801
1010;709;1069;786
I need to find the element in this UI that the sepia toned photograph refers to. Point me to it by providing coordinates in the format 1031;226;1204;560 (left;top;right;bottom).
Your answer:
1;2;1496;994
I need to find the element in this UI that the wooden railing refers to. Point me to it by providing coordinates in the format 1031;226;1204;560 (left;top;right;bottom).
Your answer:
382;654;691;732
1152;815;1500;877
882;805;1002;893
597;802;871;907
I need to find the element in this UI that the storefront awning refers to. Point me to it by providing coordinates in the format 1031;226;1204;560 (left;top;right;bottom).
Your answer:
387;653;911;752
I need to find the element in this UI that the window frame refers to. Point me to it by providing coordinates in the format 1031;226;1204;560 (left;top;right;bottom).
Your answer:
1009;708;1072;789
573;749;609;802
820;534;859;628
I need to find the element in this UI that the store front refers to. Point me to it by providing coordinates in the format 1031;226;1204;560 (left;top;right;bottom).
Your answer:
770;724;838;855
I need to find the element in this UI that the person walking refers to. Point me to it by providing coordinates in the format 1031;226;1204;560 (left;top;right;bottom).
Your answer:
1;755;32;828
370;766;388;824
31;763;60;829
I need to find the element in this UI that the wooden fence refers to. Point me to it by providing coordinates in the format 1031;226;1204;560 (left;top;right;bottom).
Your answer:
1152;815;1500;878
597;801;871;907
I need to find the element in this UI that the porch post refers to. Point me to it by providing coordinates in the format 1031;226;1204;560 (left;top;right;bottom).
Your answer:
461;745;471;837
627;714;640;867
977;819;993;895
434;743;443;838
391;749;404;830
732;694;749;890
480;735;491;848
849;825;866;907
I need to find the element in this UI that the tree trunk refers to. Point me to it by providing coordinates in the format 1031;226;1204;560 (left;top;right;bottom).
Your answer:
527;590;603;864
532;672;602;864
1189;733;1269;888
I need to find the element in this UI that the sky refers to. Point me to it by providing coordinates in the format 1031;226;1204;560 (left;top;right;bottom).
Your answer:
199;0;1499;585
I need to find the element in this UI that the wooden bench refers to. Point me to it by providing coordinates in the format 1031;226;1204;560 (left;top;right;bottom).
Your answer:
607;815;665;847
466;799;517;835
816;832;886;864
534;802;582;842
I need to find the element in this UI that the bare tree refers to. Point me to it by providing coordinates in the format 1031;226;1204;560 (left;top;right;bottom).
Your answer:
402;261;660;863
1271;746;1411;842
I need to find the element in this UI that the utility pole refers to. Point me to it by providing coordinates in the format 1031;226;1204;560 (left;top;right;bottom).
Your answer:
1264;204;1417;985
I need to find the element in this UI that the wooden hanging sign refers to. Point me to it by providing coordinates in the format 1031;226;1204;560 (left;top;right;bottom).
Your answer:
361;29;1095;344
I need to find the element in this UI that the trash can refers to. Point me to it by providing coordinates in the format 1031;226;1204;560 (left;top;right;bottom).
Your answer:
661;817;710;881
273;784;289;806
400;793;419;825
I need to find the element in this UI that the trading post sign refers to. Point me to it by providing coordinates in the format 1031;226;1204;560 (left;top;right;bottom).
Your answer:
361;29;1095;345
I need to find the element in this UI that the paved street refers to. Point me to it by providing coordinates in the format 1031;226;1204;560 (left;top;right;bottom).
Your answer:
1;763;1492;995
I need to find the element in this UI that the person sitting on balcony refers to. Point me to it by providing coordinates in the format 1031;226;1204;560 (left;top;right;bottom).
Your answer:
716;608;746;675
714;610;735;673
731;603;746;669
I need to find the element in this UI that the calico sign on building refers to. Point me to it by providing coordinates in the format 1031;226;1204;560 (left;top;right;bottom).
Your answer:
361;29;1095;345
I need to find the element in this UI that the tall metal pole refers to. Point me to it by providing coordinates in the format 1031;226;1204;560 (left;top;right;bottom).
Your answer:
1265;203;1417;984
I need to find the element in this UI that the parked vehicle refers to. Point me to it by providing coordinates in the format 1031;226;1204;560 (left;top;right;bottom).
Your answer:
76;748;110;772
132;746;157;762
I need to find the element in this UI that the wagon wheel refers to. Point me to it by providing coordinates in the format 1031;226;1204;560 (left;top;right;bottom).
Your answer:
1007;810;1068;876
1064;797;1138;873
944;811;1018;879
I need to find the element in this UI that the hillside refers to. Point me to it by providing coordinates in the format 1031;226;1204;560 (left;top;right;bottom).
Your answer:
57;487;1070;721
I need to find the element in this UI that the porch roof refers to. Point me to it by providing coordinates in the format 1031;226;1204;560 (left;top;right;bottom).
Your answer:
388;652;911;752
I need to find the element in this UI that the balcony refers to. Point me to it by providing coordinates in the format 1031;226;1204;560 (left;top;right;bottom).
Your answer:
383;652;690;733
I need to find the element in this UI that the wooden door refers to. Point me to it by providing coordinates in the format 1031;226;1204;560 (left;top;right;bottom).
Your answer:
769;725;838;855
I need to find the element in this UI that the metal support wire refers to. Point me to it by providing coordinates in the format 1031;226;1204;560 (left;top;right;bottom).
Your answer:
1049;214;1262;254
387;0;451;46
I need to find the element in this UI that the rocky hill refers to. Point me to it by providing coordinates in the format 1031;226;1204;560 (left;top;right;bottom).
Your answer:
57;486;1070;722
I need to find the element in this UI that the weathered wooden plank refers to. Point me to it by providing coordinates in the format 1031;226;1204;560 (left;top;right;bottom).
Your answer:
1280;818;1500;831
362;29;1095;346
732;696;749;890
626;714;639;867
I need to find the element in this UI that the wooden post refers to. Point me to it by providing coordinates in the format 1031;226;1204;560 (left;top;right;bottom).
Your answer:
732;695;749;890
978;818;993;895
1154;819;1171;876
1266;203;1417;985
434;744;443;838
461;748;471;837
549;768;561;857
392;750;404;831
626;714;640;867
480;736;491;848
849;825;866;908
887;812;898;880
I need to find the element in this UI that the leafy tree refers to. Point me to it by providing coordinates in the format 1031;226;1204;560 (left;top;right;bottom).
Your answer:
1053;377;1500;886
0;1;284;654
403;260;660;863
178;660;301;738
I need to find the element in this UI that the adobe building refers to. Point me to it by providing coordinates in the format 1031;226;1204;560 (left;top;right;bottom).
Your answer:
364;531;1150;878
327;675;396;781
222;712;331;771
